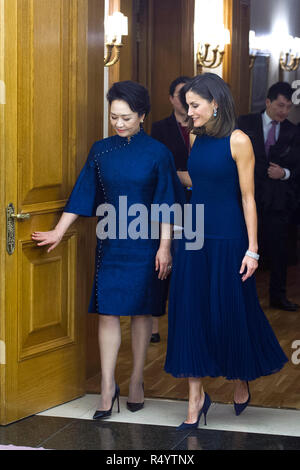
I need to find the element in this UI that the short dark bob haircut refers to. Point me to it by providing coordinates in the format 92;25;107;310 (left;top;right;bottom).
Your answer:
180;73;236;138
107;80;151;117
267;81;293;102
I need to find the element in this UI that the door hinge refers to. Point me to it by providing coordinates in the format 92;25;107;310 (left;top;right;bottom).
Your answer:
0;80;6;104
0;340;6;365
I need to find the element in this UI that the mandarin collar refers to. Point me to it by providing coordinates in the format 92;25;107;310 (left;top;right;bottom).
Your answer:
115;126;145;144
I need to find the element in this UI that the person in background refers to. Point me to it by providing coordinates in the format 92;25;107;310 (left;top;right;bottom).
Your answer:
238;82;300;311
150;76;192;343
151;76;192;172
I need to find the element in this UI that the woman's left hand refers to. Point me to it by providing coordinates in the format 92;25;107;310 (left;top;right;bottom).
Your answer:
155;247;172;280
239;255;258;282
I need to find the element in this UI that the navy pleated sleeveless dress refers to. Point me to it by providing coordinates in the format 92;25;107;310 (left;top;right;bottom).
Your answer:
164;134;288;381
64;128;185;317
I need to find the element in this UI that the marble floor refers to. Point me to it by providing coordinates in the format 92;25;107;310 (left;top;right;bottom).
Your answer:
1;394;300;451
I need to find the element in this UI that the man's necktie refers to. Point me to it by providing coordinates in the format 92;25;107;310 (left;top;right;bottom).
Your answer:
265;120;277;156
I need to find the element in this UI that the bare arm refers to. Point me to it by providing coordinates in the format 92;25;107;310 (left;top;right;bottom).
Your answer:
155;222;173;280
176;133;195;188
230;130;258;281
31;212;79;253
177;171;192;187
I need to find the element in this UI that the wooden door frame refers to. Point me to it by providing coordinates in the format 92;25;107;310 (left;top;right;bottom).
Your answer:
223;0;251;116
0;0;6;426
0;0;18;425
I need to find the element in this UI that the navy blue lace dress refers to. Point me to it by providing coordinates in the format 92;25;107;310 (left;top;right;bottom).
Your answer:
164;134;288;381
64;129;184;316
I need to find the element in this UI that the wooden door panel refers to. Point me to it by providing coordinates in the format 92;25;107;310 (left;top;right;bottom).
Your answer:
17;0;79;373
18;233;77;361
18;0;76;207
16;346;84;420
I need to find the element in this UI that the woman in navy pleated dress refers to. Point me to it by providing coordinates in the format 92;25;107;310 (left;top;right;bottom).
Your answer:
32;81;184;420
164;73;288;430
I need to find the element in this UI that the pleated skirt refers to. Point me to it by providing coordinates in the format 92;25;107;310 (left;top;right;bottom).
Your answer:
164;236;288;381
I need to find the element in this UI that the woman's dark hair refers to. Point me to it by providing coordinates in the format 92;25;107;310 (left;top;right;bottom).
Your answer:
180;73;236;138
107;80;151;117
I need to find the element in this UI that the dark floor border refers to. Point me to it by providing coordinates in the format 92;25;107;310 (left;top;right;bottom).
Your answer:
0;415;300;452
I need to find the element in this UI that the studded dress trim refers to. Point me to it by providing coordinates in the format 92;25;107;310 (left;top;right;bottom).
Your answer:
92;136;133;313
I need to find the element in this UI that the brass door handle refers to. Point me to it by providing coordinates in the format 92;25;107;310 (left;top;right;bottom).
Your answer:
6;203;31;255
11;212;31;220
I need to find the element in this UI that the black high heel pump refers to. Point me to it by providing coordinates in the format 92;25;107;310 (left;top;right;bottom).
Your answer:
93;384;120;420
234;381;251;416
177;392;211;431
127;383;144;412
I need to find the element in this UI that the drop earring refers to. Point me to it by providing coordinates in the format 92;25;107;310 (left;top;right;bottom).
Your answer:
213;108;218;117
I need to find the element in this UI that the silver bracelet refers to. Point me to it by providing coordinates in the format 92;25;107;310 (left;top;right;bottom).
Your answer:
245;250;259;260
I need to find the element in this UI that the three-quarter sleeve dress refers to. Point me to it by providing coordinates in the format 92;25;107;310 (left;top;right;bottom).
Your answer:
64;128;185;316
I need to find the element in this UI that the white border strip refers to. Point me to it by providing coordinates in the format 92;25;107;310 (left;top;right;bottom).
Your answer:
38;394;300;437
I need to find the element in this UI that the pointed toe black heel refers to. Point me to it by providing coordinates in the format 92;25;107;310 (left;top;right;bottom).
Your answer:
234;381;251;416
177;392;211;431
126;383;144;412
150;333;160;343
126;401;144;412
93;384;120;420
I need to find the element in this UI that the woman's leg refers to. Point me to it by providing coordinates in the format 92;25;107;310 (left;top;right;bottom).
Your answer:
234;380;249;403
185;378;205;424
128;315;152;403
152;317;159;334
97;314;121;410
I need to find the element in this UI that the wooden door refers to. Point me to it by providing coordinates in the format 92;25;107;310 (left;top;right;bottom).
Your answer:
0;0;103;425
134;0;195;130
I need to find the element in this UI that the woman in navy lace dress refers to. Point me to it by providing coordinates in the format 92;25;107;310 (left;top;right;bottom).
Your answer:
32;81;184;419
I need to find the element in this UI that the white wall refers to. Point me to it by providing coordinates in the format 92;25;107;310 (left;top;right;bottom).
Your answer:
251;0;300;37
250;0;300;123
194;0;225;77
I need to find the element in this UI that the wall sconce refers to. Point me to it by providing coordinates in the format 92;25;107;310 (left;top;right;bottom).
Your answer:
249;31;271;69
249;30;259;69
196;27;230;73
248;31;271;112
279;35;300;72
104;12;128;67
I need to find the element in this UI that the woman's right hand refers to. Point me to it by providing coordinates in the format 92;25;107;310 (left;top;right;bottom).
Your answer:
31;229;63;253
32;212;78;253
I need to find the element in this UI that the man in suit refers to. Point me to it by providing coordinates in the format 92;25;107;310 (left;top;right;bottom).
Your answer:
238;82;300;311
150;76;191;342
151;76;191;172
